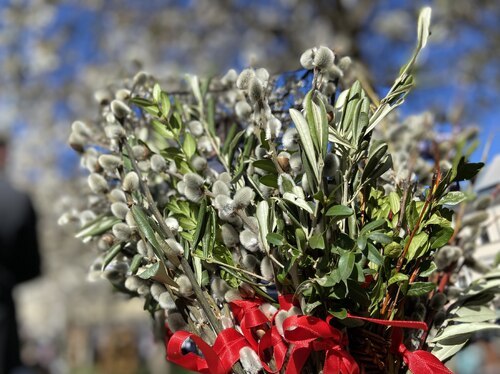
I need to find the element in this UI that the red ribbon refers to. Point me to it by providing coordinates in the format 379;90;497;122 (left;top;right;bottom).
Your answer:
282;315;359;374
348;313;452;374
165;296;451;374
166;328;249;374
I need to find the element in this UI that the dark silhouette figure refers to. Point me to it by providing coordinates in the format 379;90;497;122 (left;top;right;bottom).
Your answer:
0;137;41;374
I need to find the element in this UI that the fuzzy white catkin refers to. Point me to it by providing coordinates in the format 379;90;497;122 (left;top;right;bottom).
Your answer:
239;229;259;252
176;275;193;297
183;173;204;188
187;120;204;137
221;68;238;85
260;303;278;319
241;254;259;271
235;100;252;118
125;210;137;229
212;180;230;196
255;68;270;84
323;153;338;177
282;127;299;150
110;99;131;119
300;48;315;70
124;275;145;292
176;181;186;195
265;116;282;140
68;132;85;151
224;289;242;302
115;89;131;101
122;171;139;192
260;257;274;281
109;188;127;203
111;202;129;220
214;194;233;212
211;277;230;301
239;347;263;374
98;154;122;171
166;238;184;256
338;56;352;71
248;77;264;103
218;172;232;185
133;71;149;86
150;154;167;172
289;152;303;174
313;46;335;70
112;223;132;241
150;283;167;301
71;120;92;137
158;292;176;310
104;124;125;140
191;156;208;171
94;89;112;105
164;217;180;233
132;145;148;160
88;173;108;194
221;224;240;247
274;310;288;337
184;187;204;203
233;187;255;210
236;68;255;90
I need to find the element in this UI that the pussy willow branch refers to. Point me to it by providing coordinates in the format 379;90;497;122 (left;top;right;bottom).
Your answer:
123;141;224;335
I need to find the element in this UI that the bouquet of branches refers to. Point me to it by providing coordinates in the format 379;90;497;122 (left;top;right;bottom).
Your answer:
64;7;500;373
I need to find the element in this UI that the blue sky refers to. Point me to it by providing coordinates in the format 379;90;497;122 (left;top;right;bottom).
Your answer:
0;0;497;180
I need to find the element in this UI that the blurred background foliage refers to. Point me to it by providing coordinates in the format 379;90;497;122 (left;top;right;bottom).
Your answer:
0;0;498;372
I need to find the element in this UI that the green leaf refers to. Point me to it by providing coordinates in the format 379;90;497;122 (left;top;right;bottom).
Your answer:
366;243;383;266
430;323;500;344
102;243;122;270
138;262;160;280
267;233;285;246
339;252;355;280
311;97;328;158
432;341;468;362
304;301;323;314
406;231;429;261
309;232;325;249
152;119;175;139
325;205;354;218
253;159;277;174
388;273;408;286
153;83;162;103
368;232;392;244
183;132;197;158
290;108;319;182
130;97;154;108
450;306;497;323
420;261;438;277
329;308;348;320
431;226;454;249
317;270;341;287
257;201;270;252
283;192;314;215
260;174;278;188
438;191;467;206
129;254;143;275
191;198;208;250
160;92;171;116
360;219;386;235
75;216;121;239
407;281;435;297
388;192;400;213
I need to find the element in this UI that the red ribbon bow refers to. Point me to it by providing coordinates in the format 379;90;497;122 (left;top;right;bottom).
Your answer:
166;296;452;374
281;315;359;374
166;328;248;374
